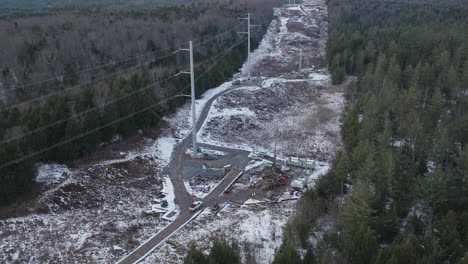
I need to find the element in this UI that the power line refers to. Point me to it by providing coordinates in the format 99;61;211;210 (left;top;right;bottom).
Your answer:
0;34;247;169
0;100;170;170
0;10;79;17
0;35;247;148
1;48;173;93
0;25;250;114
0;75;177;147
0;20;247;114
2;20;245;94
0;51;176;113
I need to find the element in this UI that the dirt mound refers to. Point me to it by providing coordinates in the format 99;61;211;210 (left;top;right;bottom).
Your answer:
38;183;103;213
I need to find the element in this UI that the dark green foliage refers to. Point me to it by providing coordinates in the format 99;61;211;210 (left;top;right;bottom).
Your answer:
208;239;241;264
292;0;468;263
184;244;207;264
272;238;302;264
182;239;240;264
0;0;274;204
345;223;377;264
437;211;465;264
302;247;317;264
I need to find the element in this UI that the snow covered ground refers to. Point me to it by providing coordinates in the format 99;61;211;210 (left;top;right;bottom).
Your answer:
140;1;337;263
184;180;220;199
35;163;71;184
198;78;343;162
197;1;339;163
140;202;296;264
1;1;337;263
162;81;234;141
0;129;180;263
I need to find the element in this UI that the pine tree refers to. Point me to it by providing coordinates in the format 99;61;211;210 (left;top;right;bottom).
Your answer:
460;253;468;264
272;238;302;264
359;93;380;142
414;167;447;230
184;244;207;264
57;118;82;161
345;223;377;264
438;211;464;264
208;239;241;264
340;105;360;152
302;247;317;264
447;146;468;210
342;181;376;235
424;87;443;133
387;234;420;264
419;233;442;264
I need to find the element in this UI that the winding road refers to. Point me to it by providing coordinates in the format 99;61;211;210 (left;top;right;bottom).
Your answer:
117;79;261;264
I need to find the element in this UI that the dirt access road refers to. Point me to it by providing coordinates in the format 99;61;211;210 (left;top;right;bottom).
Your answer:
117;79;261;264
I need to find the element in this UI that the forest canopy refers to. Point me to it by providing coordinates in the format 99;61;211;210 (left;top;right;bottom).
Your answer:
272;0;468;263
0;0;281;204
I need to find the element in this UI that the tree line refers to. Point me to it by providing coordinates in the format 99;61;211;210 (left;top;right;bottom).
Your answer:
0;0;281;205
272;0;468;263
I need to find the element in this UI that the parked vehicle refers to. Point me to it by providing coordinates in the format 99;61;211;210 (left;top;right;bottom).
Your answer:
189;201;203;211
248;153;262;160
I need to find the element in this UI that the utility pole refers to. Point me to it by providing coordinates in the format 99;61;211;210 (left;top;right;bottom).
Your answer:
299;47;302;73
238;13;260;79
174;41;197;156
189;41;197;156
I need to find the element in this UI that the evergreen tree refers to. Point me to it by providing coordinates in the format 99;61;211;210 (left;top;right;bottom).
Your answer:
302;247;317;264
272;238;302;264
208;239;241;264
438;211;464;264
184;244;207;264
414;167;447;230
387;234;420;264
419;233;442;264
342;181;375;232
345;223;377;264
340;105;360;152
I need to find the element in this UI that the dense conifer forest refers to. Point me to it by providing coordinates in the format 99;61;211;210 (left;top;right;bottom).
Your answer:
267;0;468;263
182;0;468;262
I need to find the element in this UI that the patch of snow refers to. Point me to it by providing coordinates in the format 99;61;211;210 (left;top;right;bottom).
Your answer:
426;161;435;173
209;107;256;118
160;177;178;214
184;180;220;199
305;161;330;187
308;72;331;85
184;147;226;157
245;160;272;172
287;5;307;14
260;77;306;88
154;137;177;165
191;81;233;124
141;204;295;264
234;86;262;92
35;163;71;184
243;198;265;205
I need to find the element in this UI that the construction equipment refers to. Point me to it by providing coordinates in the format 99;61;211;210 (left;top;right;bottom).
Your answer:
286;157;316;170
293;74;306;79
212;203;220;212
